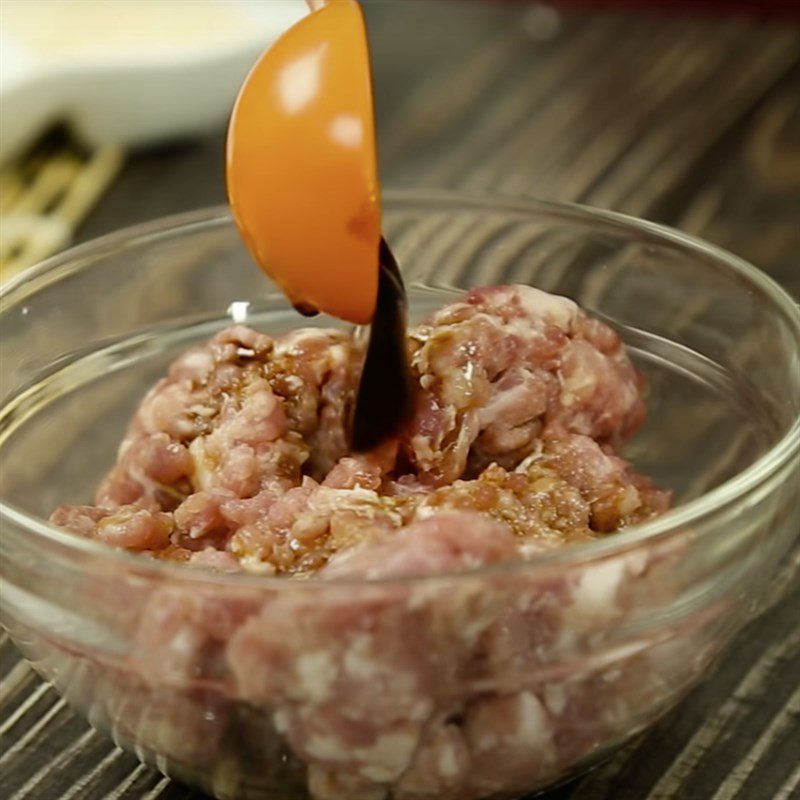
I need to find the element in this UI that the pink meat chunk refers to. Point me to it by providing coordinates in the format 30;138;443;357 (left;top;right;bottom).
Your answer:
50;504;173;551
405;285;646;485
96;325;362;510
220;513;679;800
227;514;517;790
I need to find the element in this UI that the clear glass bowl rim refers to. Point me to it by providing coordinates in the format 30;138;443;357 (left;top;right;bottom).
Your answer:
2;189;799;587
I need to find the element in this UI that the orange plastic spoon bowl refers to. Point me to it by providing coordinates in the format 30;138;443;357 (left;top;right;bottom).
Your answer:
226;0;380;325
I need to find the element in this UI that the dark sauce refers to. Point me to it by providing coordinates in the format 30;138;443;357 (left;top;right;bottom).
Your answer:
351;237;414;452
293;301;320;317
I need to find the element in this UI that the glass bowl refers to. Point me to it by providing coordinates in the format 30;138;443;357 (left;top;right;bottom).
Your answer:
1;191;798;800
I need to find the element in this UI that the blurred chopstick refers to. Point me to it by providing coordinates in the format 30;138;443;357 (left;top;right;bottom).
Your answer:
0;127;124;284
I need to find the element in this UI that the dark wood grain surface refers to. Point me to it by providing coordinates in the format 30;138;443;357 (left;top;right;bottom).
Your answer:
2;2;799;799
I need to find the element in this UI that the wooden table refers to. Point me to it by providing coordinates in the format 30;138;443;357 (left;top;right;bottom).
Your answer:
2;2;798;799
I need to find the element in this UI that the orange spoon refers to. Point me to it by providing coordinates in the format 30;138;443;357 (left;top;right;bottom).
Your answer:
226;0;411;450
226;0;380;324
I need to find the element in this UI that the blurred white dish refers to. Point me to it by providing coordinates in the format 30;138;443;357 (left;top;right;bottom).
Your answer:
0;0;306;164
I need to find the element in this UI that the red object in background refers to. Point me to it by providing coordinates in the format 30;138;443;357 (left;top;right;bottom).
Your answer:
505;0;800;20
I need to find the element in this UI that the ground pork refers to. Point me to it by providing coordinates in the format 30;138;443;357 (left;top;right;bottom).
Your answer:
405;285;646;485
52;285;665;572
49;285;674;800
95;325;361;510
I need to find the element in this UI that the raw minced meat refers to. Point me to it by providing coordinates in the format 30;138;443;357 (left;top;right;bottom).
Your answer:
49;284;674;800
52;285;667;574
405;285;646;484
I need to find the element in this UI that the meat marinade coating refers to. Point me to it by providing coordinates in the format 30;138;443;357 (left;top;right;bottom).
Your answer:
52;285;667;569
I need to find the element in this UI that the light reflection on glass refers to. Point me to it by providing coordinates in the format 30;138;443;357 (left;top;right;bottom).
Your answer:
227;300;250;323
